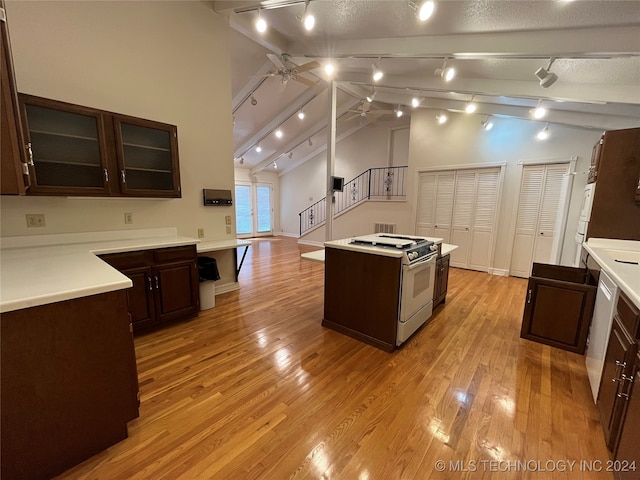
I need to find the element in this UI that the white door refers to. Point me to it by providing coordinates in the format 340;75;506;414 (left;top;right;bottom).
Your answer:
469;168;501;271
510;163;570;277
415;173;436;237
235;182;273;238
433;172;455;243
450;171;477;268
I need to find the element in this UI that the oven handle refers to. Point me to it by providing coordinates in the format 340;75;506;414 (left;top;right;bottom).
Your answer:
406;255;436;270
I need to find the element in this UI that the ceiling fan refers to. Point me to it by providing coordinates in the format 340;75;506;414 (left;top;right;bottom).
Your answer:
345;101;395;121
260;53;320;89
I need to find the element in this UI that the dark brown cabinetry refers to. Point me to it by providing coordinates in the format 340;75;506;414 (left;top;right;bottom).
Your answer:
614;352;640;480
0;0;30;195
18;93;181;197
323;247;401;352
1;290;139;480
598;292;640;467
586;127;640;241
101;245;199;332
433;253;450;307
520;263;596;354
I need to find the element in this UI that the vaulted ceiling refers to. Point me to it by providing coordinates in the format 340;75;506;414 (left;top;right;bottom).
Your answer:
213;0;640;175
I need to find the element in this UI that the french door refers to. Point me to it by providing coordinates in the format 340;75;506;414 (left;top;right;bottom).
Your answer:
235;182;273;238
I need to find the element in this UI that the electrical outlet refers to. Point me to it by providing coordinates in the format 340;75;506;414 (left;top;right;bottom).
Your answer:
124;213;133;224
226;225;231;234
225;215;231;225
197;228;205;239
26;214;46;228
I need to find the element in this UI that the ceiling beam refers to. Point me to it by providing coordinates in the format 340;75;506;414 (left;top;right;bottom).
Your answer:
288;26;640;58
229;11;291;56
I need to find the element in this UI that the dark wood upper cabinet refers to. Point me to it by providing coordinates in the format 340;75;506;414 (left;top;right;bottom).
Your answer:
0;0;30;195
520;263;596;354
18;93;182;198
113;115;180;197
587;127;640;241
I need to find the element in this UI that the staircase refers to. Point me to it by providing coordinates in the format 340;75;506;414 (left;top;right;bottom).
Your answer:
298;166;407;235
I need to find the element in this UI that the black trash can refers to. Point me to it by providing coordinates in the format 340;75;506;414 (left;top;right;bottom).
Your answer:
198;256;220;310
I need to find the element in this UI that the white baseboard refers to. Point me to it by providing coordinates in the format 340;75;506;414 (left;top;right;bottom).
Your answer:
297;239;324;247
278;231;300;238
489;268;510;277
215;282;240;295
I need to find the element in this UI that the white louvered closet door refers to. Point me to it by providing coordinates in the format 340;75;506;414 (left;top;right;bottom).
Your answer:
469;168;501;271
510;163;570;278
416;173;436;237
533;164;570;264
450;170;477;268
433;172;456;243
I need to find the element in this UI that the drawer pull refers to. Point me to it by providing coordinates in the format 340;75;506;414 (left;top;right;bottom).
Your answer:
148;276;153;291
155;275;159;289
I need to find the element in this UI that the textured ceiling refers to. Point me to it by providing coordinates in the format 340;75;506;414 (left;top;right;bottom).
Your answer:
219;0;640;173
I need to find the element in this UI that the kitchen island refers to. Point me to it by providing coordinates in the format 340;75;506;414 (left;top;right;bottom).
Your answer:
322;234;456;351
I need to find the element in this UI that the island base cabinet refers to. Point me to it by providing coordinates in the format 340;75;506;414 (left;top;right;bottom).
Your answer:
613;353;640;480
1;290;139;480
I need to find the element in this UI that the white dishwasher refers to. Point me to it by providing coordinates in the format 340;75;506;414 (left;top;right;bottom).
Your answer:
585;269;618;403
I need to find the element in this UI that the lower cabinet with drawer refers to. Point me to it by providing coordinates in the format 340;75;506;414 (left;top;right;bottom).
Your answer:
101;245;200;332
597;291;640;477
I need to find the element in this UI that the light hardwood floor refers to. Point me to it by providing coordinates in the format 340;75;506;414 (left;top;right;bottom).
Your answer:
57;237;612;479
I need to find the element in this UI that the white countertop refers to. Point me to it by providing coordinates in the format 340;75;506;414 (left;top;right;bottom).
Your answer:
197;239;251;253
324;235;444;258
584;238;640;308
0;229;247;314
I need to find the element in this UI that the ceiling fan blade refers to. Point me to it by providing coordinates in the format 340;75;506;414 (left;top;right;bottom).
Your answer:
372;110;395;115
294;76;317;88
267;53;286;70
295;61;320;74
345;114;359;121
279;80;288;92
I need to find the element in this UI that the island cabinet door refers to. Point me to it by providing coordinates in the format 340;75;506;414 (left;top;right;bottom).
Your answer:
121;266;156;330
614;353;640;479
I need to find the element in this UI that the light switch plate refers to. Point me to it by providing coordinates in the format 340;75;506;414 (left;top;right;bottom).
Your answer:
225;215;231;225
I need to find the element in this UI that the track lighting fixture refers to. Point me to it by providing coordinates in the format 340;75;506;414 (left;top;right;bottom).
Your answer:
273;161;278;170
324;63;335;76
255;144;262;153
409;0;435;21
481;116;494;131
395;106;403;118
372;59;384;82
531;100;547;119
535;58;558;88
275;128;283;139
297;110;305;120
436;112;448;124
239;157;244;165
465;95;477;114
366;89;377;103
308;138;313;147
255;8;267;33
434;58;455;82
288;151;293;159
537;123;550;140
300;0;315;31
250;95;258;106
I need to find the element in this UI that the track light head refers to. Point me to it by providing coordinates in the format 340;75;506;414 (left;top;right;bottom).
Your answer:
434;58;455;82
535;58;558;88
250;94;258;106
255;144;262;153
324;63;335;76
481;117;494;131
366;89;377;103
288;151;293;159
396;106;403;118
436;112;448;124
465;96;477;114
273;161;278;170
255;9;267;33
308;138;313;147
275;128;283;139
297;110;305;120
537;123;550;140
239;157;244;165
372;59;384;82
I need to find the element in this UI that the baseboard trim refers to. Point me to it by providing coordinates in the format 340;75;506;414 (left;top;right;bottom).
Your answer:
489;268;510;277
215;282;240;295
297;239;324;247
278;232;299;238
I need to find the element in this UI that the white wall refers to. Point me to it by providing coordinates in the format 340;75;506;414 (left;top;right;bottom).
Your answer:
280;116;411;236
0;1;240;289
408;110;602;271
233;168;280;233
1;1;234;242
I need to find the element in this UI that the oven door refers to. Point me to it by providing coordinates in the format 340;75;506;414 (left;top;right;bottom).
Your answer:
397;255;436;346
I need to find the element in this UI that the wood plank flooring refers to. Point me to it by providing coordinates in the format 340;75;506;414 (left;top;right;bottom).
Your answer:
57;237;613;479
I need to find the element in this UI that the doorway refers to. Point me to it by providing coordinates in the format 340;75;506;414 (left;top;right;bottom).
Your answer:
235;182;273;238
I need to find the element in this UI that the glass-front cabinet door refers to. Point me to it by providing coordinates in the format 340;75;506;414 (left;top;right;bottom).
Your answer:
113;116;180;197
19;95;110;195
